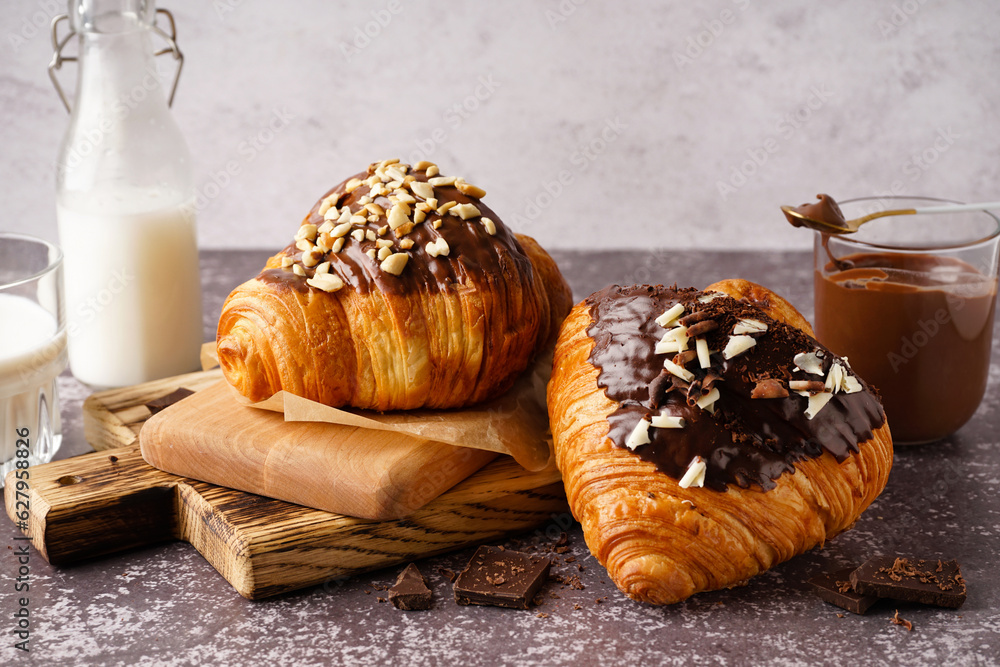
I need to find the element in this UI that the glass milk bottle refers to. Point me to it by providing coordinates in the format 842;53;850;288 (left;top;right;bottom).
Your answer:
52;0;202;387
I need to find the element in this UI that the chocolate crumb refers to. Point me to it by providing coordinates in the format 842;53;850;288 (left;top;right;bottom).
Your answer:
891;610;913;631
108;455;118;464
573;603;582;610
438;568;457;582
377;597;385;603
837;613;845;618
536;612;549;618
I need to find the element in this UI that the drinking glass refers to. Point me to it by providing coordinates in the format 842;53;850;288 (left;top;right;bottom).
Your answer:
0;234;67;482
813;197;1000;444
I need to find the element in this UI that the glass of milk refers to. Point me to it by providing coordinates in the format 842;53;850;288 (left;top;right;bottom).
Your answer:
0;234;67;484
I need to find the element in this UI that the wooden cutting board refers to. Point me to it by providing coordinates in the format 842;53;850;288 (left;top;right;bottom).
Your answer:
3;369;567;599
139;381;496;520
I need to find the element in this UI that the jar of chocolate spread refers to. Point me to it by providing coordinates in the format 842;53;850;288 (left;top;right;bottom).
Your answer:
814;197;999;444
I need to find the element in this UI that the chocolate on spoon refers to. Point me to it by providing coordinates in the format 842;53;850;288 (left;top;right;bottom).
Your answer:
781;194;1000;234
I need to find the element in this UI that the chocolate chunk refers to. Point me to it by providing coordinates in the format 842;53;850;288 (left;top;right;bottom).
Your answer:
454;545;550;609
388;563;432;611
145;387;195;415
808;568;879;615
850;556;966;609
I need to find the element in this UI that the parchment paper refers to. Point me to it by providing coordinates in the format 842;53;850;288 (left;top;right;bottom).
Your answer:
200;342;554;471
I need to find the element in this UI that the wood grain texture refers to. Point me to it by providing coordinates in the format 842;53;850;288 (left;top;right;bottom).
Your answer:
82;369;224;450
139;381;497;520
5;446;566;599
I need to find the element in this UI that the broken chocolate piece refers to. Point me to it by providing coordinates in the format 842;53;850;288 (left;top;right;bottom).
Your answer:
850;556;966;609
808;568;879;615
145;387;195;415
388;563;432;611
454;545;550;609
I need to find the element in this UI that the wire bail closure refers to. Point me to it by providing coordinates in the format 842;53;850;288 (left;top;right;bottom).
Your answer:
47;8;184;113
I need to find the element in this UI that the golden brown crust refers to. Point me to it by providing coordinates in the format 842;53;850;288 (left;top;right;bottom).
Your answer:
217;232;570;410
547;281;892;605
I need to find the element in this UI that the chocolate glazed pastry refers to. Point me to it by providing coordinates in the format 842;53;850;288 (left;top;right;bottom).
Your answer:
547;279;893;605
217;159;572;410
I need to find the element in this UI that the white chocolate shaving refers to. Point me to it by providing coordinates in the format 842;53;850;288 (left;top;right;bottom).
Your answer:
655;303;685;328
697;292;724;303
678;456;707;489
695;387;721;413
793;351;824;375
663;358;694;382
805;391;834;419
650;412;685;429
723;335;756;360
696;338;711;369
625;418;651;450
733;319;767;335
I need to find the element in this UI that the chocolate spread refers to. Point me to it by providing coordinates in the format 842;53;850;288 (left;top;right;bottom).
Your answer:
785;194;847;230
258;167;534;297
815;253;997;442
585;285;886;492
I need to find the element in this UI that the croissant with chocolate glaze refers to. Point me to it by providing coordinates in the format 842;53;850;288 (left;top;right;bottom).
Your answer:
547;279;892;605
218;159;572;410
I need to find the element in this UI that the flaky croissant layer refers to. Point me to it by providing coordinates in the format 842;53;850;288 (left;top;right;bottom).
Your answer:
218;233;571;410
547;279;893;605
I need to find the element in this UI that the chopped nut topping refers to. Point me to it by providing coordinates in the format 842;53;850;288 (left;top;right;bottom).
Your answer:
399;238;415;249
295;223;318;242
351;229;365;242
387;205;410;230
380;252;409;276
425;238;450;258
377;245;392;260
433;219;443;230
345;178;363;193
280;256;294;268
317;197;335;216
385;166;406;183
410;181;435;200
655;303;685;328
696;338;711;369
393;192;416;205
365;248;377;260
733;319;768;335
650;412;685;429
295;239;314;252
429;176;457;187
722;335;757;360
625;418;651;451
414;160;436;171
365;229;377;242
364;203;385;217
375;239;393;249
415;201;432;213
318;220;334;235
436;201;457;215
456;181;486;198
751;379;788;399
315;233;333;253
453;203;481;220
377;225;388;236
793;351;824;376
482;218;497;235
380;157;401;167
337;208;352;224
302;248;323;267
306;272;345;293
414;209;427;224
678;456;707;489
426;165;440;177
331;237;345;253
331;222;353;238
314;261;330;275
395;221;416;236
292;264;306;277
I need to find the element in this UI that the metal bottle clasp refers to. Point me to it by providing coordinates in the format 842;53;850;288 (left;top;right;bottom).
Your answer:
48;8;185;113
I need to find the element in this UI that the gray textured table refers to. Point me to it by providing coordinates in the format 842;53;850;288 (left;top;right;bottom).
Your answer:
2;250;998;667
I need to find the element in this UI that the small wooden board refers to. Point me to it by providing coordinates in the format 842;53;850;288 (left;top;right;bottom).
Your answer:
139;381;496;520
5;446;565;599
4;370;569;599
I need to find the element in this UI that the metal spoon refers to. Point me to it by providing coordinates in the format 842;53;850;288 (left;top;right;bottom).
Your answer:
782;198;1000;235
